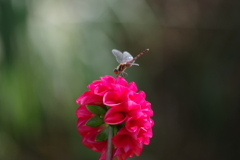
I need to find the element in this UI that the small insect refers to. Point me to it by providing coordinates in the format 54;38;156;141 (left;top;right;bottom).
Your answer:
112;48;149;76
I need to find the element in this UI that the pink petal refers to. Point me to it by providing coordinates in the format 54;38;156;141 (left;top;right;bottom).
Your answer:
128;82;138;92
137;127;153;145
138;91;146;98
103;91;121;106
112;127;144;159
81;130;107;152
113;84;130;96
87;80;102;91
112;127;139;148
93;85;110;96
116;76;128;86
76;105;93;118
100;75;115;87
128;108;143;119
76;91;103;105
104;106;127;125
114;148;134;160
125;117;140;133
141;101;153;117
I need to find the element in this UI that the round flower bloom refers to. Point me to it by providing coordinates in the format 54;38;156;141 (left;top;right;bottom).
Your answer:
76;76;154;160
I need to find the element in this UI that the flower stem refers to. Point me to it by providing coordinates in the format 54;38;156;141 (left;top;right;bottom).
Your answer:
106;125;113;160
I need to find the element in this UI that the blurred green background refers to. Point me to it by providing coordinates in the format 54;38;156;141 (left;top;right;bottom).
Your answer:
0;0;240;160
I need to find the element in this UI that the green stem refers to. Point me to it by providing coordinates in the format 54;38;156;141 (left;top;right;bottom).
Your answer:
106;125;113;160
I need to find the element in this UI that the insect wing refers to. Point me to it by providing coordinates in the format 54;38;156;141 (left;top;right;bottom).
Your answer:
122;51;133;63
112;49;123;64
131;61;139;66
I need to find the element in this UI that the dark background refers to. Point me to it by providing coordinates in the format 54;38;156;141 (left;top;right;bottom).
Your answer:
0;0;240;160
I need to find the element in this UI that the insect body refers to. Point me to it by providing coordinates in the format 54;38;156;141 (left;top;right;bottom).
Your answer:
112;49;149;76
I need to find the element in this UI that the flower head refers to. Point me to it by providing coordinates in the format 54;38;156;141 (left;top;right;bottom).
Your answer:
76;76;154;160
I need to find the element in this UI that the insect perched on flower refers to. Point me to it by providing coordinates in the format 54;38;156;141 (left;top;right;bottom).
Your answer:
112;49;149;77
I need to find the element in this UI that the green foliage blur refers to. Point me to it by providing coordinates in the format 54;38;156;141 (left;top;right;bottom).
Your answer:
1;0;240;160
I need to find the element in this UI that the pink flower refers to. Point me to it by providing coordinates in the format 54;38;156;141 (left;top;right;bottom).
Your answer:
76;75;154;160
